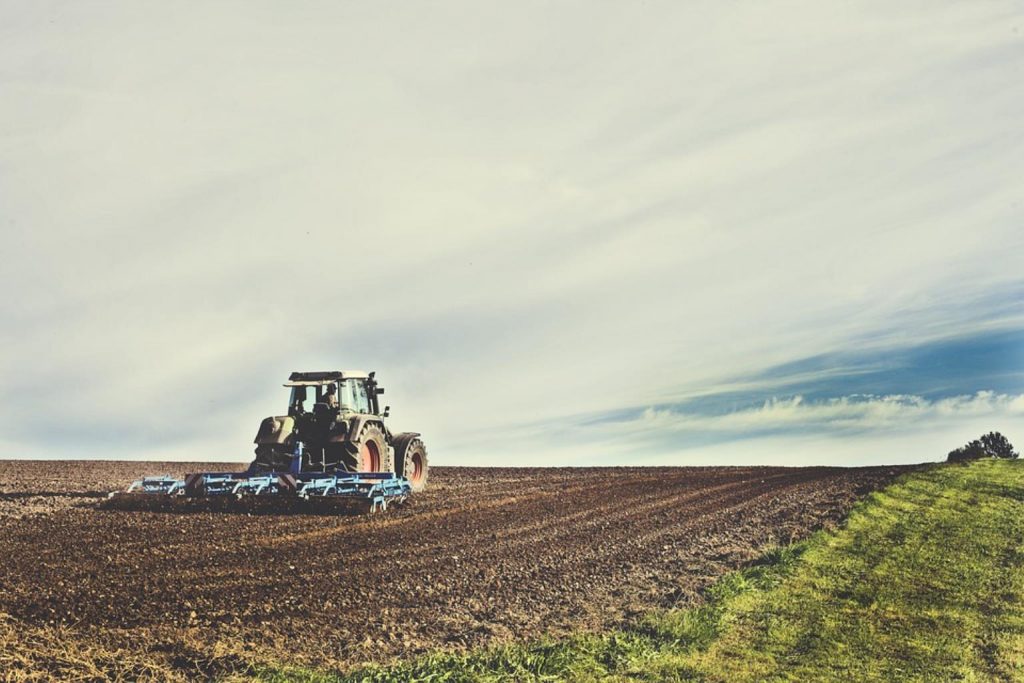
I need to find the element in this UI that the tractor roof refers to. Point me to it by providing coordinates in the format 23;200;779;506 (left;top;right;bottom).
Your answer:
285;370;370;386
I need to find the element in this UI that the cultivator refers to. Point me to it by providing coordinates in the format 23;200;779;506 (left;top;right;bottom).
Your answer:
103;468;412;515
102;369;428;516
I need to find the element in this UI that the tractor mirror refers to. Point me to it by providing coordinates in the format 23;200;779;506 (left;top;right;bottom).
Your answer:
382;406;390;417
376;387;385;395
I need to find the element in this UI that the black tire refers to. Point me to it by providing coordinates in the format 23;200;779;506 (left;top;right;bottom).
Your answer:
347;423;393;473
393;433;429;492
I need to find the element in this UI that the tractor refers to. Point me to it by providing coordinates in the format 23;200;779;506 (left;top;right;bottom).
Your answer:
252;370;428;491
103;370;428;514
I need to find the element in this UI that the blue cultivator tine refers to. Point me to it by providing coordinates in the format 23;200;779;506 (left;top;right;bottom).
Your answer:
106;469;413;515
293;472;412;511
232;475;280;496
125;476;184;494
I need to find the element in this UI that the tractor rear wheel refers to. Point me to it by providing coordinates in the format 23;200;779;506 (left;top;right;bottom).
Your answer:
346;424;393;473
393;434;429;491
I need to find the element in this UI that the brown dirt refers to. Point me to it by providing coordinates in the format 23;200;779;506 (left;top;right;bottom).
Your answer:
0;460;909;680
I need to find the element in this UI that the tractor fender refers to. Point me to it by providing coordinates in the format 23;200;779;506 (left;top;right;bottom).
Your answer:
254;415;294;445
392;431;421;444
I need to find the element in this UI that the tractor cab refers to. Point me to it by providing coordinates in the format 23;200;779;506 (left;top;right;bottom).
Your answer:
284;371;387;417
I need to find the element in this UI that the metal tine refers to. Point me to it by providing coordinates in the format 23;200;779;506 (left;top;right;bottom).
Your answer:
109;469;413;513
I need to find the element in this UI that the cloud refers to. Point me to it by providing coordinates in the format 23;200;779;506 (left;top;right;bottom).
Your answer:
0;2;1021;465
452;390;1024;468
634;391;1024;435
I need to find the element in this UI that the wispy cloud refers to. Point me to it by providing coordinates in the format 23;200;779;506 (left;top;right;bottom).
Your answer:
0;2;1021;464
633;392;1024;435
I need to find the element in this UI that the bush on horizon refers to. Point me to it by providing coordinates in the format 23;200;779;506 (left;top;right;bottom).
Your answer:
947;431;1018;462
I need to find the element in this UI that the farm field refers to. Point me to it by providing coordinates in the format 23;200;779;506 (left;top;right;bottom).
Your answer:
338;459;1024;682
0;461;906;680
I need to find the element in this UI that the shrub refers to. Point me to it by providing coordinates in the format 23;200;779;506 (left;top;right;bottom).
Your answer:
947;431;1018;462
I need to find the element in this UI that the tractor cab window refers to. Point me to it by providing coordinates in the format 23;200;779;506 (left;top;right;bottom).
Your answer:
338;379;371;413
289;385;321;413
289;385;336;412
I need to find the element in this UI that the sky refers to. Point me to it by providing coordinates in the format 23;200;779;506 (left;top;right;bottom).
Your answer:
1;1;1022;467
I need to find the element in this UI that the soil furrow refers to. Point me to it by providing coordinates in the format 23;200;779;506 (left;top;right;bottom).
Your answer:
0;460;908;671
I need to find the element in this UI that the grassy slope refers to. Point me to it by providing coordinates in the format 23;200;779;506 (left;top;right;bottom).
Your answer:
260;459;1024;682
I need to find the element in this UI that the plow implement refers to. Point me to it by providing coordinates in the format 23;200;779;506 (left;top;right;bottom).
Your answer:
102;470;413;516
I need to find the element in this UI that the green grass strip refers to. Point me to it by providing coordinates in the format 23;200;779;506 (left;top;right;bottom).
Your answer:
256;459;1024;682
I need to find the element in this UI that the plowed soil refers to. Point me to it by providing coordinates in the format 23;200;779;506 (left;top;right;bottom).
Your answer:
0;461;908;680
